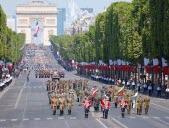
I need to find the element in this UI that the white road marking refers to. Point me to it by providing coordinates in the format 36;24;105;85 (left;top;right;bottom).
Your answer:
112;118;128;128
141;116;149;119
14;82;26;109
95;118;108;128
153;117;169;125
151;103;169;111
46;117;53;120
129;116;136;119
165;117;169;119
11;119;18;121
70;117;76;119
58;117;64;119
23;118;29;121
0;119;6;122
158;119;169;126
34;118;41;120
153;117;160;119
0;105;13;106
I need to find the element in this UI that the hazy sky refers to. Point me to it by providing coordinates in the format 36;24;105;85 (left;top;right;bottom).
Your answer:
0;0;132;16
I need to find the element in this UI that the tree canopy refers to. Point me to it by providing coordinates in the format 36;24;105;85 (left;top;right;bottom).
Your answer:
50;1;169;64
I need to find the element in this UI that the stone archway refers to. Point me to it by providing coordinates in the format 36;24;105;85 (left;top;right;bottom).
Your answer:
16;1;57;45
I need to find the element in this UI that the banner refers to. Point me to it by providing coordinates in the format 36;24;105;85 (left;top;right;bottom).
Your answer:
117;85;125;96
33;21;40;37
145;65;151;73
163;66;169;75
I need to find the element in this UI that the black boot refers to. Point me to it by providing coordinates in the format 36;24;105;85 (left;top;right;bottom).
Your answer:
105;114;108;119
60;110;62;115
115;103;117;108
68;110;70;115
103;113;105;118
122;113;124;118
86;114;88;118
53;110;56;115
70;110;71;115
85;114;87;118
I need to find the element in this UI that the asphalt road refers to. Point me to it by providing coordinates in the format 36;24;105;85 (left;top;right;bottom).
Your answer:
0;46;169;128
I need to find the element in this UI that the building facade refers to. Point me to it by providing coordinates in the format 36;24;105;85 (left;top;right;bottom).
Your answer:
16;1;57;45
81;8;93;13
57;8;66;36
7;15;16;31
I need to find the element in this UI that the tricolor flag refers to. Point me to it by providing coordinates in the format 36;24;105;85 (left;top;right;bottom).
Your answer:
91;88;98;98
33;21;40;37
117;85;125;96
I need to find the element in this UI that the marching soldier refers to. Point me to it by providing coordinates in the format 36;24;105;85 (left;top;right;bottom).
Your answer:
79;89;83;106
136;95;142;115
140;96;143;114
119;97;128;118
59;95;66;116
144;96;150;115
82;97;92;118
126;96;132;114
123;90;128;100
67;96;73;115
101;96;110;119
113;90;118;108
51;96;58;115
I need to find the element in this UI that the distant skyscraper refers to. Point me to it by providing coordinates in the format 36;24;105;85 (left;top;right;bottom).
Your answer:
7;15;16;31
81;8;93;13
57;8;66;36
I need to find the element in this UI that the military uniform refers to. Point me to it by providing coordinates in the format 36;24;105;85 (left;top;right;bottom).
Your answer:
136;96;142;115
144;96;150;114
51;97;58;115
67;97;73;115
126;96;132;114
59;97;66;115
113;91;118;108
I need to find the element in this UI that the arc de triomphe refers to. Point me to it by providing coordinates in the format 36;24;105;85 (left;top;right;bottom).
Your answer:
16;1;57;45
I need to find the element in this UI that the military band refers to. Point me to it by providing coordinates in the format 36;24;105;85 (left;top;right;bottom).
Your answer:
46;78;150;119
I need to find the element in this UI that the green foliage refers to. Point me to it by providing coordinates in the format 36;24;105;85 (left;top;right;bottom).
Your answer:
50;1;169;64
0;6;25;63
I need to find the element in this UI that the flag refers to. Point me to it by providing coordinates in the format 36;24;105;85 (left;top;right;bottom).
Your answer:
153;58;159;74
33;21;40;37
109;59;113;65
117;85;125;96
163;66;169;75
144;58;150;66
91;88;98;97
117;59;122;65
162;58;168;75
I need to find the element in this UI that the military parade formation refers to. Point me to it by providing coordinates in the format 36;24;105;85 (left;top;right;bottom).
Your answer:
46;78;150;118
1;44;169;128
25;45;151;119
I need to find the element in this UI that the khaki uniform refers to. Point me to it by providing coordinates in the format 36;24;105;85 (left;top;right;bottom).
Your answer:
113;91;118;108
126;97;132;114
144;96;150;114
51;98;58;115
136;96;142;115
59;97;66;115
67;97;73;115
